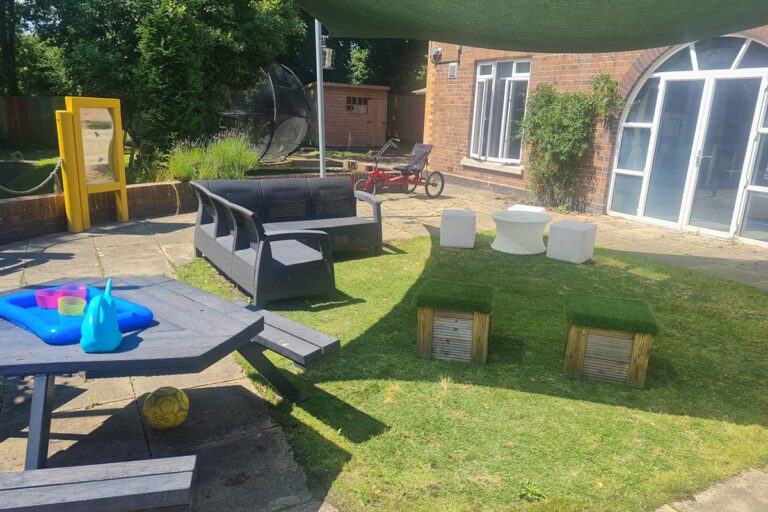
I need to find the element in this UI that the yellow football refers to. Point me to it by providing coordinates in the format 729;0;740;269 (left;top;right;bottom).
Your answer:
142;387;189;430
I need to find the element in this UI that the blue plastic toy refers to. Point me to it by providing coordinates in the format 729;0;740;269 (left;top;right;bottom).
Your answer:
0;282;153;345
80;279;123;353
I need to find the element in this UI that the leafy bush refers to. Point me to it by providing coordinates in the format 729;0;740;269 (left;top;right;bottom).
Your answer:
167;145;206;182
167;133;259;182
521;74;623;209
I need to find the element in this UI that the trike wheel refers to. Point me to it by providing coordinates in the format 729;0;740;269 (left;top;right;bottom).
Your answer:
405;173;419;193
425;171;445;198
354;178;377;195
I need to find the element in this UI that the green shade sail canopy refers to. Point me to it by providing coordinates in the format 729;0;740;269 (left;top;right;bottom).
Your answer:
297;0;768;52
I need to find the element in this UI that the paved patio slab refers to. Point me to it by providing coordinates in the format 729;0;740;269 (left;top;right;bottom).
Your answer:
0;363;326;511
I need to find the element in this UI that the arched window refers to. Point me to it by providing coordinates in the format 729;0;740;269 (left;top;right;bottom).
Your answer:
609;36;768;244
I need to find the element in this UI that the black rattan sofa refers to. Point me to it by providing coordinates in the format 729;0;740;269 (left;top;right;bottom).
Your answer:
190;177;382;306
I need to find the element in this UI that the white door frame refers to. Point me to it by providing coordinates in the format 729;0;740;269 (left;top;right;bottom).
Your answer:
679;75;765;237
608;39;768;243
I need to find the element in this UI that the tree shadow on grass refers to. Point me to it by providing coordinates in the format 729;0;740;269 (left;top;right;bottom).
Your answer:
270;289;365;313
272;228;768;428
244;370;387;445
332;244;408;263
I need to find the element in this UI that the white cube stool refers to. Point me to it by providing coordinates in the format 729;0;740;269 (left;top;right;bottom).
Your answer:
440;210;476;248
546;221;597;264
508;204;546;214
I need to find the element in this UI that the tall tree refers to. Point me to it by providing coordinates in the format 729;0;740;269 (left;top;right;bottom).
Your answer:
135;1;204;154
283;14;428;94
1;0;20;95
16;34;70;95
353;39;427;94
25;0;305;152
281;10;352;85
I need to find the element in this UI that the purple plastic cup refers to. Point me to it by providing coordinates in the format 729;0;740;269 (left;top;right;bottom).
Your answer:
60;283;87;299
35;289;62;309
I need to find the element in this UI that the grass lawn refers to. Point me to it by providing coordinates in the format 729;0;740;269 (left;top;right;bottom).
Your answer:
177;233;768;512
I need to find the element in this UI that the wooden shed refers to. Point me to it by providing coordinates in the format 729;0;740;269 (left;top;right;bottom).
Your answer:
306;83;389;148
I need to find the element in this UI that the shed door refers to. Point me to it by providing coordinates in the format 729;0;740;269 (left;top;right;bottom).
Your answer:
367;98;387;147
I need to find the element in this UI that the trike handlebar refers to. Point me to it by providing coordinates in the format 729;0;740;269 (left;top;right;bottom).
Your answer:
374;138;400;163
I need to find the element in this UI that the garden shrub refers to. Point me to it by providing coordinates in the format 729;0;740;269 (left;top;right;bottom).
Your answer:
167;145;206;182
520;74;623;210
167;133;259;182
135;1;205;158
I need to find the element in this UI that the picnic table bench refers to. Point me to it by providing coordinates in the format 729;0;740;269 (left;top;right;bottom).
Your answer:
242;307;340;402
0;456;196;512
0;276;340;471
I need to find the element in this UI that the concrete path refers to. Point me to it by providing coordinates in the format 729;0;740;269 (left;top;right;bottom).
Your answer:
656;467;768;512
1;182;767;512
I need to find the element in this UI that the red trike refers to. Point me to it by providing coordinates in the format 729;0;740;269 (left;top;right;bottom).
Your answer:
353;138;445;198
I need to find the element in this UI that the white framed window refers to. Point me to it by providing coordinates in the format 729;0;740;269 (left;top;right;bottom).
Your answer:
346;96;368;114
469;59;531;163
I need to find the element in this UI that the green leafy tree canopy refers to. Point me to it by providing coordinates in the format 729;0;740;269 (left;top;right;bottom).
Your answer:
25;0;304;153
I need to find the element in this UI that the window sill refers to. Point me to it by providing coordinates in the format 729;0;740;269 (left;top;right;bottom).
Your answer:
461;158;523;176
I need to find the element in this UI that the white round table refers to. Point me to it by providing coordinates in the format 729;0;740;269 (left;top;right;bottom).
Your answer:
491;211;551;254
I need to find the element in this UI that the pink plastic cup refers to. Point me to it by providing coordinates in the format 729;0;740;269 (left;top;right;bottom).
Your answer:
35;289;62;309
60;283;87;299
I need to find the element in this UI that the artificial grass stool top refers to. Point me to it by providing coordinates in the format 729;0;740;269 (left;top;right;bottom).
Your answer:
564;294;660;335
413;279;496;313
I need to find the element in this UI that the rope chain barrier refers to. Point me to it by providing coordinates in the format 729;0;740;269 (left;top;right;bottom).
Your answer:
0;158;64;196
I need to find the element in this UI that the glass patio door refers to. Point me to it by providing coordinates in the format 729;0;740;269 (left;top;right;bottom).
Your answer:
687;78;762;233
643;80;705;223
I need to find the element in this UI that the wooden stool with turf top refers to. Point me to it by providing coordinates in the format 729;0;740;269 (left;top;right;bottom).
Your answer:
563;294;660;388
414;280;495;364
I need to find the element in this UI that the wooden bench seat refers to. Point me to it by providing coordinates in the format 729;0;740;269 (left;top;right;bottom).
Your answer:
0;456;196;512
254;309;339;369
235;306;340;402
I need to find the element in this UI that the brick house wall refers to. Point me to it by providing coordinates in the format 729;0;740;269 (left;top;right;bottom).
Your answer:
423;27;768;212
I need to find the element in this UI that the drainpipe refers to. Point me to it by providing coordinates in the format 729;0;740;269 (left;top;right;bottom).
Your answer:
315;19;326;177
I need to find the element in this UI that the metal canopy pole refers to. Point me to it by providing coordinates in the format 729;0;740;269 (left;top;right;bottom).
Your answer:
314;19;326;177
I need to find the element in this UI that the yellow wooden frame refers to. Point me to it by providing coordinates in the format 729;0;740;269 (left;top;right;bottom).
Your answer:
56;96;129;232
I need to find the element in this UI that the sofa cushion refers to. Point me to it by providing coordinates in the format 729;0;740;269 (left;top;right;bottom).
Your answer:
203;179;266;220
308;177;357;219
261;178;312;222
264;216;376;233
270;240;323;266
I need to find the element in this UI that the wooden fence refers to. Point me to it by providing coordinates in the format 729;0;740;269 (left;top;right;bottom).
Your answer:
0;96;65;150
387;94;425;144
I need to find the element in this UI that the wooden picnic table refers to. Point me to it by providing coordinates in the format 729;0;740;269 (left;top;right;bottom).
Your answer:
0;275;270;471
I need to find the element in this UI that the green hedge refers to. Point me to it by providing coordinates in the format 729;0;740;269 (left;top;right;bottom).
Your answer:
564;294;660;334
413;279;496;313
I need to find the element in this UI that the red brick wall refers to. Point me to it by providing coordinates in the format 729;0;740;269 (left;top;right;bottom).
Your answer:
423;27;768;212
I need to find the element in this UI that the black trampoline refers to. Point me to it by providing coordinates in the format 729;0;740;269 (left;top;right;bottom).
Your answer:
220;64;311;162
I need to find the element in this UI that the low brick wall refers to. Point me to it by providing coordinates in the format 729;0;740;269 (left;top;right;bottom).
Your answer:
0;173;373;245
0;181;197;245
